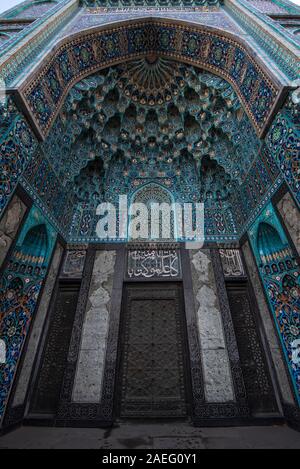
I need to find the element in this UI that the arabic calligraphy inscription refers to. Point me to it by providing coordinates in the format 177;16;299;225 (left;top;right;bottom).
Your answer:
127;248;181;279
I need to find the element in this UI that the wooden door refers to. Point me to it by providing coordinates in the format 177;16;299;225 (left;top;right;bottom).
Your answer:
118;283;188;418
30;282;80;414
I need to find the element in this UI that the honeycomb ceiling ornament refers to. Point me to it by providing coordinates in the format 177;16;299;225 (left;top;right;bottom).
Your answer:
116;56;187;107
51;57;253;191
74;158;105;203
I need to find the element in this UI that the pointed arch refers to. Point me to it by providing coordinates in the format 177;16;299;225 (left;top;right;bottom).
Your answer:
18;18;283;139
20;223;49;264
129;182;177;241
256;221;286;263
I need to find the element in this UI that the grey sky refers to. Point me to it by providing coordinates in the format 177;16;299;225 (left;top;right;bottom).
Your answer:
0;0;25;15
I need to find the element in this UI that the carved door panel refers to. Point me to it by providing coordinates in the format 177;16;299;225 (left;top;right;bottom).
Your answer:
226;283;278;415
118;283;188;418
30;282;80;414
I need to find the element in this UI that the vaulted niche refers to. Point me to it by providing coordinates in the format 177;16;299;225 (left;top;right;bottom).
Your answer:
199;155;234;204
12;224;49;277
74;159;105;205
21;224;48;263
257;222;288;264
33;56;261;242
128;183;176;241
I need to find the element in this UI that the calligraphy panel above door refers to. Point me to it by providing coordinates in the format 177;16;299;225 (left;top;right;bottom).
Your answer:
126;243;181;280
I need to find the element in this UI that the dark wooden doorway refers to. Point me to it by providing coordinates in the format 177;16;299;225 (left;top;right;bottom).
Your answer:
226;281;278;415
30;282;80;415
117;282;189;418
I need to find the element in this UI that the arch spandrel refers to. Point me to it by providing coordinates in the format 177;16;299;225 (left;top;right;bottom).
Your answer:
16;17;287;140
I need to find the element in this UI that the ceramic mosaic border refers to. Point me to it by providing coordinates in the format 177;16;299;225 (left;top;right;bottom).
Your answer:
18;18;283;138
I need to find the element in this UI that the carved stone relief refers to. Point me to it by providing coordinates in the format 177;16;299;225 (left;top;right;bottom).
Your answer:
189;249;235;403
72;250;116;403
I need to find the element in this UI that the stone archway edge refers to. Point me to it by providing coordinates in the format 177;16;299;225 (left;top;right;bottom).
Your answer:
15;18;290;139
